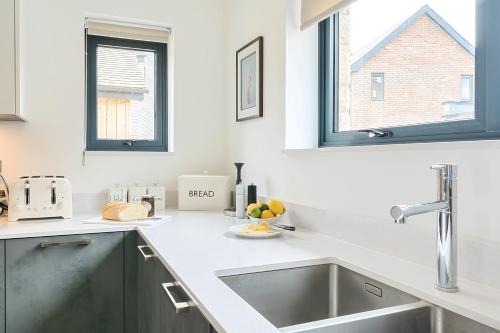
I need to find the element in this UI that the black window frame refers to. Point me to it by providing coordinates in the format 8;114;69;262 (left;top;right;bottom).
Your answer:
318;0;500;147
86;35;168;152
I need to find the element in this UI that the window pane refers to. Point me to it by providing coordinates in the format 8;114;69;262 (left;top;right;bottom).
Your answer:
371;74;384;100
338;0;476;132
461;75;473;101
97;46;156;140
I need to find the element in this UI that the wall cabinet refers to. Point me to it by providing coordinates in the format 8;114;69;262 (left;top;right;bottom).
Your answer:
0;0;22;121
137;235;212;333
5;233;125;333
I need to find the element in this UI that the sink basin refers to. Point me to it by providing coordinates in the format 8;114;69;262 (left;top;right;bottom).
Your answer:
281;304;499;333
219;263;500;333
427;306;499;333
218;264;419;328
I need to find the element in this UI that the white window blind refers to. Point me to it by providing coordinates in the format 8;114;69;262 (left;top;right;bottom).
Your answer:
85;18;170;43
301;0;358;30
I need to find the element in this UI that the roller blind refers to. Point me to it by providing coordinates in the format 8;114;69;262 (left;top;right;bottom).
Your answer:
301;0;358;30
85;18;170;43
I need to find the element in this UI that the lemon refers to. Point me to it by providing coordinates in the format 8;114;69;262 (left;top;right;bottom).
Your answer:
261;210;275;219
250;207;261;218
268;199;285;215
247;203;259;215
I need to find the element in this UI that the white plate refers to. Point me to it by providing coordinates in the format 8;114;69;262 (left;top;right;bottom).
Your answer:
229;224;282;239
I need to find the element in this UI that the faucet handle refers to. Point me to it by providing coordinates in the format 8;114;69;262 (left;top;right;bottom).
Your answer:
431;164;457;178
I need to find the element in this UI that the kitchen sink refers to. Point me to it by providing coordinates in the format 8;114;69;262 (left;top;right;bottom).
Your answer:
218;264;419;328
218;263;500;333
280;304;500;333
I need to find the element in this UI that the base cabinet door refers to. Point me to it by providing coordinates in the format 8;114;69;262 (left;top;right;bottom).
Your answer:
5;233;124;333
138;236;211;333
161;282;212;333
138;236;165;333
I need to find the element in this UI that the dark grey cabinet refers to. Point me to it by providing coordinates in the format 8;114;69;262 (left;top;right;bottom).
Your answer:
5;233;124;333
137;235;212;333
124;231;139;333
1;231;213;333
138;235;166;333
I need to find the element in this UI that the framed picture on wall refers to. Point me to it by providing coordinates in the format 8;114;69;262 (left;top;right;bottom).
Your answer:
236;36;263;122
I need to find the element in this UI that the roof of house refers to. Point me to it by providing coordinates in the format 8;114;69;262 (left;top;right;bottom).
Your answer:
97;47;148;94
351;5;475;72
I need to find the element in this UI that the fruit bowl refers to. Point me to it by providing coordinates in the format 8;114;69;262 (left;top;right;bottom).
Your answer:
247;210;286;225
246;199;286;225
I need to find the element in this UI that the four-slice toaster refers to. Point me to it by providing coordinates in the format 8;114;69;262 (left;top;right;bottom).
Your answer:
8;176;72;221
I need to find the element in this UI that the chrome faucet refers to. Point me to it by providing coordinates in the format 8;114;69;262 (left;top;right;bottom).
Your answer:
390;164;458;293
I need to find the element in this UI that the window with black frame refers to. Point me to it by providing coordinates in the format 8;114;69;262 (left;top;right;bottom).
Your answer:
318;0;500;147
85;19;168;151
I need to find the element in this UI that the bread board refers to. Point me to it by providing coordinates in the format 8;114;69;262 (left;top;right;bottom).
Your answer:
83;215;171;227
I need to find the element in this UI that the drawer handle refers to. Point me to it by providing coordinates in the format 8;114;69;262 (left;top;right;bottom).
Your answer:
162;282;195;314
39;239;92;248
137;245;156;261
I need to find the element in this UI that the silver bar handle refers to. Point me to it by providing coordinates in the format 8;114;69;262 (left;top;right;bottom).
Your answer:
40;239;92;248
162;282;195;314
137;245;156;262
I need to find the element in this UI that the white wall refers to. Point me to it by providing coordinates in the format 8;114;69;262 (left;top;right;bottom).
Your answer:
225;0;500;247
2;0;500;274
0;0;228;196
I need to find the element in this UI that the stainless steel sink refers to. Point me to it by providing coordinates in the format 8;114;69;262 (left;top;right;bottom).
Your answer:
428;306;499;333
218;264;419;328
280;304;500;333
218;263;500;333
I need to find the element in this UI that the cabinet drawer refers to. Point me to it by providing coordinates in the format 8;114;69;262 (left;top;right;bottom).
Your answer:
5;233;124;333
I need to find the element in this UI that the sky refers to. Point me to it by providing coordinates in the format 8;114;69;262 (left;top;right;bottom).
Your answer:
349;0;476;54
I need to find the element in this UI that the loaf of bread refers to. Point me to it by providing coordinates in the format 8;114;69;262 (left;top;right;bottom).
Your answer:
101;202;148;221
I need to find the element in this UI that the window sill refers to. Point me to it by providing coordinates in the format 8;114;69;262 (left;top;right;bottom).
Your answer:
282;137;500;155
84;150;174;157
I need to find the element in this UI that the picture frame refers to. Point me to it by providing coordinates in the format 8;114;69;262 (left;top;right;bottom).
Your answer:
236;36;263;122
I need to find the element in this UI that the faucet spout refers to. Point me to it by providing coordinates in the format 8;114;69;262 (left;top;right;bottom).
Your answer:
390;201;449;224
390;163;458;293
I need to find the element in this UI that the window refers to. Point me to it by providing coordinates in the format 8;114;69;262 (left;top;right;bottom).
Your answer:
319;0;500;147
85;20;168;151
461;75;473;101
371;73;384;101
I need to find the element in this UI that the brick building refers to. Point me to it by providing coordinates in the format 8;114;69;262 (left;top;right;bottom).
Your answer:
342;5;475;131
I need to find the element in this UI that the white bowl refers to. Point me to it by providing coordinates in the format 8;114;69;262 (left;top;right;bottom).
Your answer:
247;210;286;225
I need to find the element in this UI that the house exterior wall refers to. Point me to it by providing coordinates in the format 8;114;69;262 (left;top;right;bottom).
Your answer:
348;14;475;130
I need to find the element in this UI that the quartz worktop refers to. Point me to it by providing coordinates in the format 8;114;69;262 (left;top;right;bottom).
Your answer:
1;210;500;333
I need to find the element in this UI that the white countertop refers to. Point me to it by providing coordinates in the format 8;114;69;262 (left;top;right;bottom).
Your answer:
0;214;136;239
136;211;500;333
1;211;500;332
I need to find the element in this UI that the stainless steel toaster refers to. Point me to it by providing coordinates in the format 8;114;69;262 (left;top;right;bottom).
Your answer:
8;176;72;221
